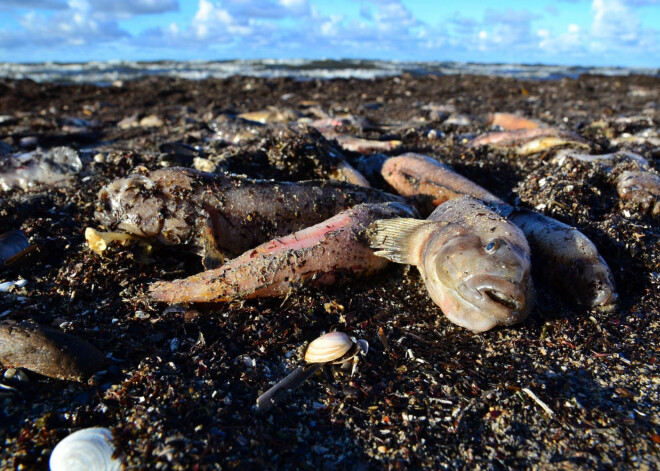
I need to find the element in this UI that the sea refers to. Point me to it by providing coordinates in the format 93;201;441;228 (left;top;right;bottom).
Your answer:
0;59;658;86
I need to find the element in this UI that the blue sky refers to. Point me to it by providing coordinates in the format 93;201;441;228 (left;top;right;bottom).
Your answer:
0;0;658;67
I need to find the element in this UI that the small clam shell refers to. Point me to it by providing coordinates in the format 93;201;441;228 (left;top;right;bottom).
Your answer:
49;427;123;471
304;332;354;364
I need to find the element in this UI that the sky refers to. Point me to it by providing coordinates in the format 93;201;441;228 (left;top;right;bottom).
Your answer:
0;0;658;67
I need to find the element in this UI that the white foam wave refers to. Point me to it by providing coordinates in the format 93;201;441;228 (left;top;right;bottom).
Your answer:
0;59;657;84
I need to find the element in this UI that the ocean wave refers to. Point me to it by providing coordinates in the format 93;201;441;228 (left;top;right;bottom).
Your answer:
0;59;657;85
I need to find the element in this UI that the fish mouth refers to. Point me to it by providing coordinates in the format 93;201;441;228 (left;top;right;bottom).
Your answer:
464;274;530;317
483;288;522;311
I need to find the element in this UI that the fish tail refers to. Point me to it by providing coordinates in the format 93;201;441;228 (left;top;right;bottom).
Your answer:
368;218;435;266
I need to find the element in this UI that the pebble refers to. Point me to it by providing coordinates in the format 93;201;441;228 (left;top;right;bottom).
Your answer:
3;368;29;383
138;114;164;127
0;320;105;382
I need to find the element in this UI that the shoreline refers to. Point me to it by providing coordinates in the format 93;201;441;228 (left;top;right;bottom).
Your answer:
0;74;658;469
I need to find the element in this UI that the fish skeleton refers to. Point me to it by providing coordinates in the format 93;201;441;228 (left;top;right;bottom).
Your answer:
370;196;534;333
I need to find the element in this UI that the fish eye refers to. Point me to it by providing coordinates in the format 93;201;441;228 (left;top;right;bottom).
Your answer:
485;240;500;253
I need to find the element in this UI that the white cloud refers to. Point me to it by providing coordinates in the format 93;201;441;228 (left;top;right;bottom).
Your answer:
538;23;583;54
191;0;246;40
590;0;658;56
15;0;126;47
592;0;640;41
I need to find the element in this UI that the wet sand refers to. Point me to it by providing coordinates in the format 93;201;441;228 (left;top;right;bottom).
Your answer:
0;74;658;469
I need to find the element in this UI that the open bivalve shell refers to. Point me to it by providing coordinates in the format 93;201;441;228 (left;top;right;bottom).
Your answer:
49;427;123;471
304;331;354;364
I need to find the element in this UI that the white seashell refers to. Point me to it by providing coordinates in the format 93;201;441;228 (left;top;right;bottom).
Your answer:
304;332;354;364
50;427;123;471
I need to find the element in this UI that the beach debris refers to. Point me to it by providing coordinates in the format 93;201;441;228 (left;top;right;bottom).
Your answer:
0;279;27;292
617;171;660;216
256;332;366;411
304;331;355;363
0;230;34;266
551;149;659;216
0;146;82;191
209;115;264;145
551;149;650;170
370;196;534;332
443;114;472;127
49;427;123;471
0;320;105;382
319;129;402;153
138;114;164;128
95;167;402;267
308;113;370;131
468;127;589;155
521;388;555;417
377;152;617;310
149;202;417;303
192;157;217;173
487;112;542;131
261;124;372;184
84;228;146;256
380;153;504;206
117;113;163;128
158;142;204;168
3;367;29;384
509;210;617;309
611;114;655;134
328;159;371;187
238;107;300;124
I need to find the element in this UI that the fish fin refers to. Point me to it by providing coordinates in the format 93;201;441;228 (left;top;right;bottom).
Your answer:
199;222;228;269
368;218;438;266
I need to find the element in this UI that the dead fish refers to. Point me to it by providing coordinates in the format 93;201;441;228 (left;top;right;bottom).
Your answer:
376;152;617;309
0;320;105;382
150;202;417;303
551;149;650;170
617;171;660;216
238;107;301;124
380;153;504;207
319;129;402;154
329;160;371;187
95;167;402;267
469;128;589;155
370;196;534;332
0;146;82;191
487;113;542;131
509;210;617;309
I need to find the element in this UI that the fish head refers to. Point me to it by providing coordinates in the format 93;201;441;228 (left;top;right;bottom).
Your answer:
422;216;534;332
95;173;166;237
566;254;618;310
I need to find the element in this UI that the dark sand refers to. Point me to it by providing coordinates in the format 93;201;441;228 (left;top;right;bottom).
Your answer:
0;74;658;469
